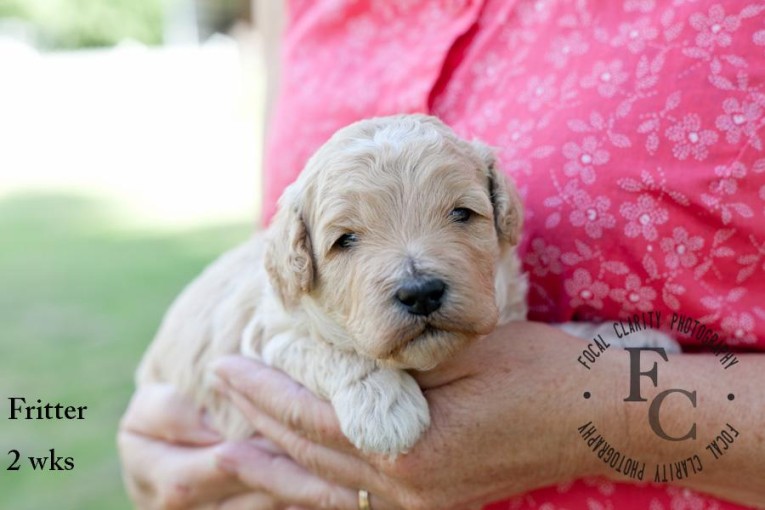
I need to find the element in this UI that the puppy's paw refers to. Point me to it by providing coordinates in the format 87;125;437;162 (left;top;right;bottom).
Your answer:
610;328;682;354
332;369;430;456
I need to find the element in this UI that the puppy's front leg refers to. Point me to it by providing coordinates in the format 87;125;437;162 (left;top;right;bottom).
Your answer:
330;366;430;456
254;332;430;456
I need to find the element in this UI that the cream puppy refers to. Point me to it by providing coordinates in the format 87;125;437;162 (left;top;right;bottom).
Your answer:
137;114;677;456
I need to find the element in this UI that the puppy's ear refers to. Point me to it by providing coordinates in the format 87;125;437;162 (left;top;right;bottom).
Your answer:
264;184;314;308
472;141;523;246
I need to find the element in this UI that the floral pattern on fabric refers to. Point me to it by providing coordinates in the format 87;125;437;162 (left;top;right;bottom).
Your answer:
264;1;765;507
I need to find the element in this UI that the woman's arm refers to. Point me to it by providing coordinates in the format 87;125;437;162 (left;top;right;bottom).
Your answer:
595;342;765;506
214;321;765;509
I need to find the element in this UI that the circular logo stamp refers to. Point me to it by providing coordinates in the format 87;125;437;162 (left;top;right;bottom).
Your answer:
575;311;741;482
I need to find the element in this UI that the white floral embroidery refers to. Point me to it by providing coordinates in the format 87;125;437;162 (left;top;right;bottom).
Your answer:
711;161;747;194
715;96;764;150
499;119;535;157
721;312;757;344
569;191;616;238
519;75;557;111
562;136;610;184
612;17;659;53
665;113;719;160
624;0;656;14
755;26;765;47
620;194;669;241
609;274;657;312
527;237;563;276
689;4;742;49
564;269;609;309
660;227;705;269
580;60;629;98
546;32;589;68
700;162;754;224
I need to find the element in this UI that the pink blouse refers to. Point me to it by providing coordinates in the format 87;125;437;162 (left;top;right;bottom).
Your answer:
264;0;765;508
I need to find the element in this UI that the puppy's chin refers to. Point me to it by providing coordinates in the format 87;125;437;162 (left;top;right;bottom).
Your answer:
378;308;500;370
384;329;475;371
351;301;500;370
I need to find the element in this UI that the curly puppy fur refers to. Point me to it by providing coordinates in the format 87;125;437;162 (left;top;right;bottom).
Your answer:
138;115;527;454
137;114;677;455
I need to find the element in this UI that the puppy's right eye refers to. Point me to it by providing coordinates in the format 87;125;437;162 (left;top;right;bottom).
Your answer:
449;207;474;223
333;233;358;250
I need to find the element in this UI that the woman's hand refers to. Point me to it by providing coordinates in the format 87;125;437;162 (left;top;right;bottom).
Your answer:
117;383;289;509
213;321;602;510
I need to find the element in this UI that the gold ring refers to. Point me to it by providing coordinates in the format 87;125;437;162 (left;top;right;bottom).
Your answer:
358;489;371;510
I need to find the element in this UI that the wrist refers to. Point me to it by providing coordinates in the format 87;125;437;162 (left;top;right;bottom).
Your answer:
565;340;636;481
533;331;620;482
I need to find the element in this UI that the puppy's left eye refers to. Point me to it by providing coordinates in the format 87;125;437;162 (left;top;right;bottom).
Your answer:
333;233;358;250
449;207;474;223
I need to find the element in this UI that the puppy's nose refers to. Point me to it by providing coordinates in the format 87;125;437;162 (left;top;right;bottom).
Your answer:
395;278;446;316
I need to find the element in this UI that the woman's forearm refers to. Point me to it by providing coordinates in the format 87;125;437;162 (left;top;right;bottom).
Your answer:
212;322;765;509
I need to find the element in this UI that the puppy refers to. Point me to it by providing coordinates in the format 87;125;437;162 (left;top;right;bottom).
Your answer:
137;114;677;455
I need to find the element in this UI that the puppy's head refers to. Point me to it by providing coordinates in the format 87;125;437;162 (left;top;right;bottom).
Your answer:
265;115;522;370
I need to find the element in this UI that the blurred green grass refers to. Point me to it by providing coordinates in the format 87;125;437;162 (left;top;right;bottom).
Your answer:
0;0;164;49
0;192;250;509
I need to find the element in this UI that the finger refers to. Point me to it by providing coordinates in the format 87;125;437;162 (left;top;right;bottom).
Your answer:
121;383;222;445
119;430;250;508
213;492;279;510
219;436;394;510
248;436;288;457
219;389;390;501
214;356;353;452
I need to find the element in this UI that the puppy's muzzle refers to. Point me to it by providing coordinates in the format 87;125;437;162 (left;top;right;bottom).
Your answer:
394;277;446;316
